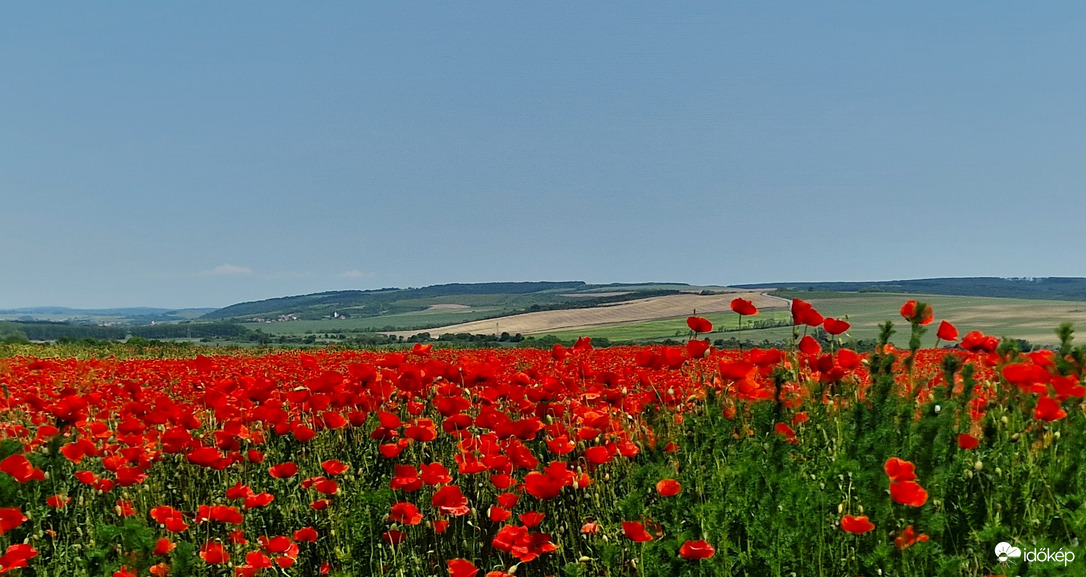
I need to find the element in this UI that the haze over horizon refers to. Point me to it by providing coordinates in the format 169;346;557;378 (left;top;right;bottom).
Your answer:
5;3;1086;309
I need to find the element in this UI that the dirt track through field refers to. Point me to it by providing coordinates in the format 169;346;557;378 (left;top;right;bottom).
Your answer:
388;292;788;337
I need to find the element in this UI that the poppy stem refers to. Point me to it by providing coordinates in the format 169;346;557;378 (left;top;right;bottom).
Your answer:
737;313;743;355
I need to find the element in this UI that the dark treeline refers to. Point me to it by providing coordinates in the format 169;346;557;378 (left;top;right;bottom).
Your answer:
734;277;1086;301
0;321;248;342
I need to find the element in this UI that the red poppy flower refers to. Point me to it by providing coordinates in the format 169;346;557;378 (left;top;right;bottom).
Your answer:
1052;375;1086;400
890;480;928;507
687;316;713;334
791;299;824;326
153;538;175;556
893;525;929;550
679;539;716;559
497;492;519;509
798;335;821;355
73;470;98;485
957;433;979;450
656;479;682;497
45;494;70;509
883;457;917;482
199;542;229;564
314;478;339;495
900;300;933;325
584;445;612;465
0;543;36;573
389;502;423;525
447;559;479;577
114;566;136;577
244;492;275;509
60;439;96;463
523;471;567;500
379;442;406;459
1035;396;1067;421
150;506;189;532
115;465;148;487
774;423;797;444
622;521;653;542
488;506;512;523
432;485;470;516
245;551;274;569
0;510;26;536
491;524;558;562
197;504;244;525
421;462;453;486
382;530;406;545
186;446;224;468
960;330;998;352
321;459;349;476
686;338;711;359
268;462;298;479
293;526;318;542
115;499;137;517
0;454;44;484
226;482;254;500
405;419;438;442
936;320;958;341
391;465;423;492
840;515;875;534
822;318;850;335
730;298;758;316
581;521;599;534
259;535;292;553
519;511;545;527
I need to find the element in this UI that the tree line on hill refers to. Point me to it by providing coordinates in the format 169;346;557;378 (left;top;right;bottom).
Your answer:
0;321;248;343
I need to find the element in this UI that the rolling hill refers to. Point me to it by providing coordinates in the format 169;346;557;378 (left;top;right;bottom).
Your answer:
732;277;1086;301
200;281;701;322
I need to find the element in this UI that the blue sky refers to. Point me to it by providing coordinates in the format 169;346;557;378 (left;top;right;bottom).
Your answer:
4;3;1086;308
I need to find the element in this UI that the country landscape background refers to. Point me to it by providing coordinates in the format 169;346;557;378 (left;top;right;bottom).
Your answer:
6;278;1086;350
4;4;1086;576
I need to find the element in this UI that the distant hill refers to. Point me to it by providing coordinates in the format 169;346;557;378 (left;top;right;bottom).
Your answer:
0;307;216;323
731;277;1086;301
200;281;694;321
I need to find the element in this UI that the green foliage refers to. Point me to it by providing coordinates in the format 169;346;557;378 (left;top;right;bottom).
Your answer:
97;519;156;554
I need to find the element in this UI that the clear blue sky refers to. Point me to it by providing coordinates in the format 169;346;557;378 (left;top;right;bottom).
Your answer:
4;3;1085;309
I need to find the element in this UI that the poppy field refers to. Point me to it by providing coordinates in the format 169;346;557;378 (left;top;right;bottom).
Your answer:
0;299;1082;576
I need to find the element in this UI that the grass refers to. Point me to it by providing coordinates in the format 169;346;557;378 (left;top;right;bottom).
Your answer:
545;310;793;342
542;292;1086;348
775;291;1086;347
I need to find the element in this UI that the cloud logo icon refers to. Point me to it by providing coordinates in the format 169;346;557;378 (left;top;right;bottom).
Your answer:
995;542;1022;562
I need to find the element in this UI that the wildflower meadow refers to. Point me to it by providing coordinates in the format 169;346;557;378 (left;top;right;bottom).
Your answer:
0;299;1081;576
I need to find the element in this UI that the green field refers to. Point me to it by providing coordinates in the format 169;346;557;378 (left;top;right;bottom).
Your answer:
241;306;507;335
546;310;793;342
723;291;1086;347
537;291;1086;347
239;291;1086;348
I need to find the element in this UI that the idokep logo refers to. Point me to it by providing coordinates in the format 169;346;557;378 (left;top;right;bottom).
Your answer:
995;542;1021;563
995;541;1076;566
